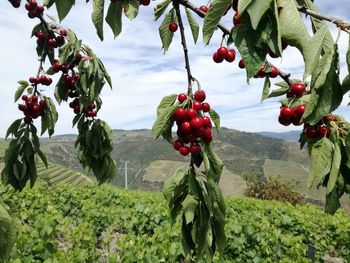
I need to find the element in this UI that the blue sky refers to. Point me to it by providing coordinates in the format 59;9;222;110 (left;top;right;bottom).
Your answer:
0;0;350;137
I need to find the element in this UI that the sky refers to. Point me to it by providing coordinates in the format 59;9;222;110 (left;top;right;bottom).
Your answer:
0;0;350;137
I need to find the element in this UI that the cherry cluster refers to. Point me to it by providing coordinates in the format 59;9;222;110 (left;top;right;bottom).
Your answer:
35;28;67;48
172;90;213;156
29;75;52;86
303;115;336;139
18;95;46;124
69;98;97;117
237;60;279;78
213;47;236;63
278;83;307;126
25;0;44;19
168;23;178;33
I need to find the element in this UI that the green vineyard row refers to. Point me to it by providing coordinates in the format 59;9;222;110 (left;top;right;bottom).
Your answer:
1;183;349;262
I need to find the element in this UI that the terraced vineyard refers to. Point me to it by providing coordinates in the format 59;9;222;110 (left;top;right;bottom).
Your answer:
36;162;92;186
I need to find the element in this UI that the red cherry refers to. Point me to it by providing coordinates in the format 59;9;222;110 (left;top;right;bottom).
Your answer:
202;127;212;139
189;144;201;155
238;59;245;69
291;83;306;97
47;38;57;47
28;11;37;19
168;23;178;33
280;107;295;119
318;126;331;137
217;47;228;59
36;5;44;14
257;65;266;77
33;104;41;112
199;5;208;13
178;93;187;103
202;116;212;128
39;99;46;108
187;108;197;119
193;101;202;111
295;105;306;117
29;76;38;84
278;115;291;126
59;28;68;36
213;52;224;63
174;108;187;121
179;146;190;156
185;133;197;143
292;115;302;126
18;104;27;111
190;117;203;130
233;11;241;25
181;121;192;133
35;31;46;40
21;95;28;101
194;90;206;102
305;126;318;139
193;127;204;137
201;102;210;112
24;116;32;124
140;0;150;6
28;0;37;9
52;63;60;73
269;66;279;78
225;49;236;62
173;140;183;150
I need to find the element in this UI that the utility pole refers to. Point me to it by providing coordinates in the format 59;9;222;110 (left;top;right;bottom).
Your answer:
120;160;129;189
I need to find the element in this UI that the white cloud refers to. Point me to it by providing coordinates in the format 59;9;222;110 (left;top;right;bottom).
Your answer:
0;0;350;137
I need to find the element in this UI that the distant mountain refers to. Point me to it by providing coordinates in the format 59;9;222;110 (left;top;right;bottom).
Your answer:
258;130;302;142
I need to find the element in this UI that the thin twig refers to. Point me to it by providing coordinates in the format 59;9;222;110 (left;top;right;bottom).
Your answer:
173;0;194;95
297;5;350;33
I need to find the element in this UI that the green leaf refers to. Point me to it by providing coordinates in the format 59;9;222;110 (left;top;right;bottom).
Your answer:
325;186;341;215
247;0;273;30
203;144;224;183
55;0;75;21
261;77;271;102
6;119;23;139
41;97;59;137
185;8;199;44
342;75;350;95
237;0;253;15
14;81;29;102
106;1;123;39
156;94;177;115
92;0;105;41
0;203;18;263
304;25;329;78
277;0;310;54
44;0;56;8
182;195;198;224
308;137;334;188
154;0;172;21
268;85;289;98
327;142;341;194
208;109;220;133
203;0;232;45
159;9;175;53
123;0;139;20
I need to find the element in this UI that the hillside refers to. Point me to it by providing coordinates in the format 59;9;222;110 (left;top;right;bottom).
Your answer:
35;128;310;190
2;183;350;262
259;130;301;142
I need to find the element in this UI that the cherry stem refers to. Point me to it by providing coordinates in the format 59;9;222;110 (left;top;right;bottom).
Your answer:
173;0;194;96
297;5;350;33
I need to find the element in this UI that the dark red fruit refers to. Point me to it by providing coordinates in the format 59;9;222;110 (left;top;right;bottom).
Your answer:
202;116;212;128
24;116;32;124
59;28;68;36
257;65;266;77
168;23;178;33
187;108;197;119
280;107;295;119
179;146;190;156
202;127;212;139
173;140;183;151
291;83;306;97
213;52;224;63
47;38;57;47
21;95;28;101
174;108;187;121
201;102;210;112
194;90;206;102
233;11;241;25
238;59;245;69
185;133;196;143
140;0;150;5
190;117;203;130
225;49;236;62
318;126;331;137
295;105;306;117
278;115;291;126
181;121;192;133
193;101;202;111
36;5;44;14
269;66;279;78
189;144;201;155
199;5;208;13
292;116;302;126
178;93;187;103
35;31;46;40
52;63;60;73
305;126;318;139
18;104;27;111
29;76;38;84
217;47;228;59
193;127;204;137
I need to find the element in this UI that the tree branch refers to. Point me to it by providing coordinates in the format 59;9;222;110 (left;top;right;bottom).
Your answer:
173;0;194;95
297;5;350;33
